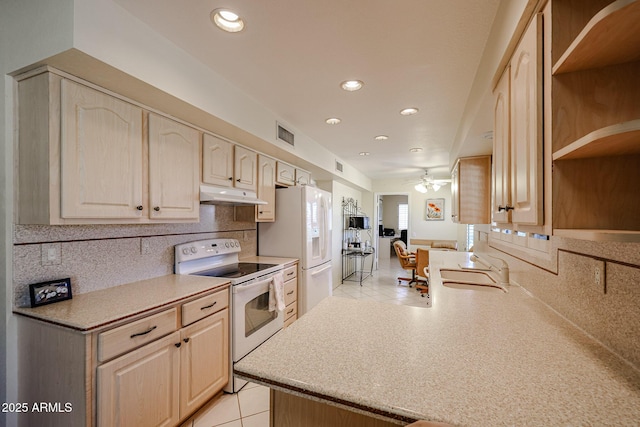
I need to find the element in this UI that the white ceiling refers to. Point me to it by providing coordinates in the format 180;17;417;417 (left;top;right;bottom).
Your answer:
113;0;500;181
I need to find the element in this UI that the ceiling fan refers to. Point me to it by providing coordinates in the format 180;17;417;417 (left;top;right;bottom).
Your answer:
412;170;451;193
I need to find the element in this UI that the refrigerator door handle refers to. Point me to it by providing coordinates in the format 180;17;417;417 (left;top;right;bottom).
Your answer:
311;264;332;277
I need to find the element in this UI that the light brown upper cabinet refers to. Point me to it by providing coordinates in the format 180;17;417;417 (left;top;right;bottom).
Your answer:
17;71;200;224
295;168;311;186
202;134;257;192
551;0;640;241
451;156;492;225
275;161;296;186
148;113;200;221
256;155;276;222
492;13;544;227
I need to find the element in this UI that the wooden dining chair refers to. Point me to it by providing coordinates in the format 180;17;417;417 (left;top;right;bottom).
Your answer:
415;248;430;297
393;241;427;288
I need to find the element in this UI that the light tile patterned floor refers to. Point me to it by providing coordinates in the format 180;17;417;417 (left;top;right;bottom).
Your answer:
190;255;428;426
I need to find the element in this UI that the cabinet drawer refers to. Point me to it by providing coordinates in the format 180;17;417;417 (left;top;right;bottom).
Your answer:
283;265;297;282
284;279;297;307
182;289;229;327
284;302;297;322
98;308;177;362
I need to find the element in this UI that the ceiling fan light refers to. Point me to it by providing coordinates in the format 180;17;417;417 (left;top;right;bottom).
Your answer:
432;183;441;192
414;183;428;193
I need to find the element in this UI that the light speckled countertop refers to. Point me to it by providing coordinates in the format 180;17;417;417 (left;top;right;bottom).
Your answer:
13;274;230;331
235;251;640;426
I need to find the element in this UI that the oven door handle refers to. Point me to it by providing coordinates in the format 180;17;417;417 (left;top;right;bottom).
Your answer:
233;276;274;294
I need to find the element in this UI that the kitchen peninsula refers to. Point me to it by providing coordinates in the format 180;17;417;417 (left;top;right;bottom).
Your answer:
235;252;640;426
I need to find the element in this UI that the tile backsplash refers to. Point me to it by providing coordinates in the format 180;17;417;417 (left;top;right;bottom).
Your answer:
13;205;257;307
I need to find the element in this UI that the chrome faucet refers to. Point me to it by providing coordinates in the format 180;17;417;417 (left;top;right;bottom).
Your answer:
472;253;510;286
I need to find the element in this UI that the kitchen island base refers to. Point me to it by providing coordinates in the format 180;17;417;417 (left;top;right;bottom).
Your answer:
270;389;405;427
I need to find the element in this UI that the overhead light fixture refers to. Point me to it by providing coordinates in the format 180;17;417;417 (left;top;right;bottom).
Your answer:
409;147;423;153
341;80;364;91
325;118;341;125
211;9;245;32
359;152;370;156
374;135;389;141
400;107;419;116
414;183;428;193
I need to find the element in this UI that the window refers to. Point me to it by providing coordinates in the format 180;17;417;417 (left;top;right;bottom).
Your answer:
466;224;475;251
398;203;408;230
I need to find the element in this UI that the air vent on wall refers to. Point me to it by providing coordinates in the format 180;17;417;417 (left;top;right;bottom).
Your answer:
276;122;295;146
335;160;343;173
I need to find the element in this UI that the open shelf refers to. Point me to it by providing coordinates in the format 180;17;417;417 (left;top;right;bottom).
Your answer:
553;0;640;74
553;120;640;160
554;229;640;243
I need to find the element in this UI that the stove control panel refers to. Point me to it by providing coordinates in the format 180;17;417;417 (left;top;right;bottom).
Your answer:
175;238;241;263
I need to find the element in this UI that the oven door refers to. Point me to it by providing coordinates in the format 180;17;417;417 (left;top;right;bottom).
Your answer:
232;276;284;362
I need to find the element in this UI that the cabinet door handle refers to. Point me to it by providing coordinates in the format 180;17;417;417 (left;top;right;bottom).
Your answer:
130;325;157;339
286;290;294;296
286;308;294;315
136;205;143;211
200;301;217;310
236;178;241;182
153;206;160;212
498;205;514;212
287;272;294;277
175;342;181;348
228;177;233;181
183;337;190;343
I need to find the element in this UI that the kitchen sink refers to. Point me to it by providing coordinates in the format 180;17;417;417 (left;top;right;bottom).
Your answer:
439;269;506;292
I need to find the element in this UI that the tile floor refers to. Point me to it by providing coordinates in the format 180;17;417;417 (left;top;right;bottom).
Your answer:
190;255;428;426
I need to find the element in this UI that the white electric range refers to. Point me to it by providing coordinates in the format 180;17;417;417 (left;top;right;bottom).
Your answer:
175;238;284;392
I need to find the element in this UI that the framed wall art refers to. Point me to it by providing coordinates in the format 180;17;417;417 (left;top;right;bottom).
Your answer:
426;198;444;221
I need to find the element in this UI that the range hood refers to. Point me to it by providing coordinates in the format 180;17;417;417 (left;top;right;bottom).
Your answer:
199;184;267;206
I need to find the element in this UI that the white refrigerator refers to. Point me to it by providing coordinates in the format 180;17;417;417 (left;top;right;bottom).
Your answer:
258;185;332;316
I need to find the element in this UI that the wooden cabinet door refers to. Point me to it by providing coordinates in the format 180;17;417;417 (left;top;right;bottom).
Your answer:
60;79;144;219
256;155;276;222
234;145;257;191
295;169;311;186
202;134;234;187
148;113;200;221
276;161;296;186
493;66;511;224
510;13;543;226
180;309;229;417
450;161;460;223
97;331;181;427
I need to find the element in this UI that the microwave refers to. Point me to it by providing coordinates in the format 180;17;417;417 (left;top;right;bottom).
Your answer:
349;216;370;230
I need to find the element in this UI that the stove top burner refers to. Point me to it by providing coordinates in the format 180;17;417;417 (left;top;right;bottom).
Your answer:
191;262;278;279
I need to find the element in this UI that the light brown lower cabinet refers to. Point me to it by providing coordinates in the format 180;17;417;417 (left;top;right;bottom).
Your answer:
97;309;229;427
17;288;229;427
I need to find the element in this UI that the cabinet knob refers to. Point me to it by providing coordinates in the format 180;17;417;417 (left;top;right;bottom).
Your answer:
174;342;181;348
153;206;160;212
228;177;233;181
183;337;190;343
236;179;241;182
136;205;143;211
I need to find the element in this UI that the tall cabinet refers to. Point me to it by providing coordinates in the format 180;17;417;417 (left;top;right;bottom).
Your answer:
492;12;544;227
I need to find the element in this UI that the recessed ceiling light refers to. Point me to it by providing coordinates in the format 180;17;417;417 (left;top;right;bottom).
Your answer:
409;147;423;153
400;107;419;116
374;135;389;141
211;9;245;32
341;80;364;91
325;118;341;125
359;152;370;156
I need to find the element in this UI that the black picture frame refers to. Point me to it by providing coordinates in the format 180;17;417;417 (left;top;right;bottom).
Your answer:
29;278;72;308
